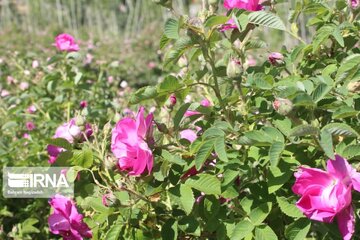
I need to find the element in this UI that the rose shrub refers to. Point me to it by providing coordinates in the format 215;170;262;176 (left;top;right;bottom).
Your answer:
1;0;360;239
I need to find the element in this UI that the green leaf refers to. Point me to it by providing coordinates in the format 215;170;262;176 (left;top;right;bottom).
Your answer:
249;202;272;226
312;25;334;52
195;139;215;170
129;86;158;104
164;18;179;39
22;218;40;234
164;37;193;66
312;83;332;102
248;11;286;31
269;141;284;167
86;197;111;214
322;123;359;137
293;93;315;107
335;54;360;83
231;219;255;240
289;125;319;137
105;220;122;240
244;130;273;144
255;225;278;240
48;138;72;150
73;149;93;168
160;34;171;49
161;219;178;240
276;196;304;218
319;129;335;159
331;26;344;47
285;218;311;240
174;103;191;129
185;174;221;195
233;14;249;31
268;164;293;194
203;127;225;139
158;75;182;94
332;106;358;119
204;15;229;28
214;137;228;162
180;184;195;215
341;145;360;159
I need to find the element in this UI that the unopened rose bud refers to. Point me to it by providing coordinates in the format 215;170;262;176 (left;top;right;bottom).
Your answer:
268;52;284;66
226;58;243;79
102;192;118;207
347;81;360;93
80;100;88;108
169;94;177;106
273;98;293;115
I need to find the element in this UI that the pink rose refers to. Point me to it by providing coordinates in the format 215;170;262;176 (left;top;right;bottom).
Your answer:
224;0;263;11
19;82;29;91
292;155;360;240
26;121;36;131
32;60;39;68
111;107;154;176
54;33;80;52
48;194;92;240
180;129;198;143
268;52;284;65
27;105;37;114
47;119;92;164
349;0;359;8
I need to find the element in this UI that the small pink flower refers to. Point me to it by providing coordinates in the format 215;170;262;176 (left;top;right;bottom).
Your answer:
23;133;30;139
349;0;360;8
292;155;360;240
107;76;114;84
32;60;39;68
180;129;198;143
169;94;177;106
224;0;263;11
111;107;154;176
48;194;92;240
201;98;211;107
184;110;202;117
80;101;88;109
27;105;37;114
147;61;156;69
19;82;29;91
26;122;35;131
54;33;80;52
6;76;16;84
268;52;284;65
84;53;93;64
1;90;10;97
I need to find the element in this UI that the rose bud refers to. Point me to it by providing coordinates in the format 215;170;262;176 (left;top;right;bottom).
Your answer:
80;100;88;108
273;98;293;115
268;52;284;66
226;58;243;79
169;94;177;106
349;0;360;9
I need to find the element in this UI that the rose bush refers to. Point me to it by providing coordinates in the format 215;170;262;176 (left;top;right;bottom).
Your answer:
1;0;360;239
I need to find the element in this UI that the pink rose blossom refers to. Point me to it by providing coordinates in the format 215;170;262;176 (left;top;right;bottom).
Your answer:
6;76;16;84
26;122;35;131
180;129;198;143
32;60;39;68
48;194;92;240
111;107;154;176
107;76;114;84
23;133;30;139
27;105;37;114
268;52;284;65
349;0;360;8
47;119;92;164
1;90;10;97
19;82;29;91
224;0;263;11
54;33;80;52
292;155;360;240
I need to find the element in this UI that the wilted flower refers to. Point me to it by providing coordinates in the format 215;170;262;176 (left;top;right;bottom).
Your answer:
293;155;360;240
268;52;284;65
54;33;79;52
224;0;263;11
26;122;36;131
273;98;293;115
48;194;92;240
111;107;154;175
